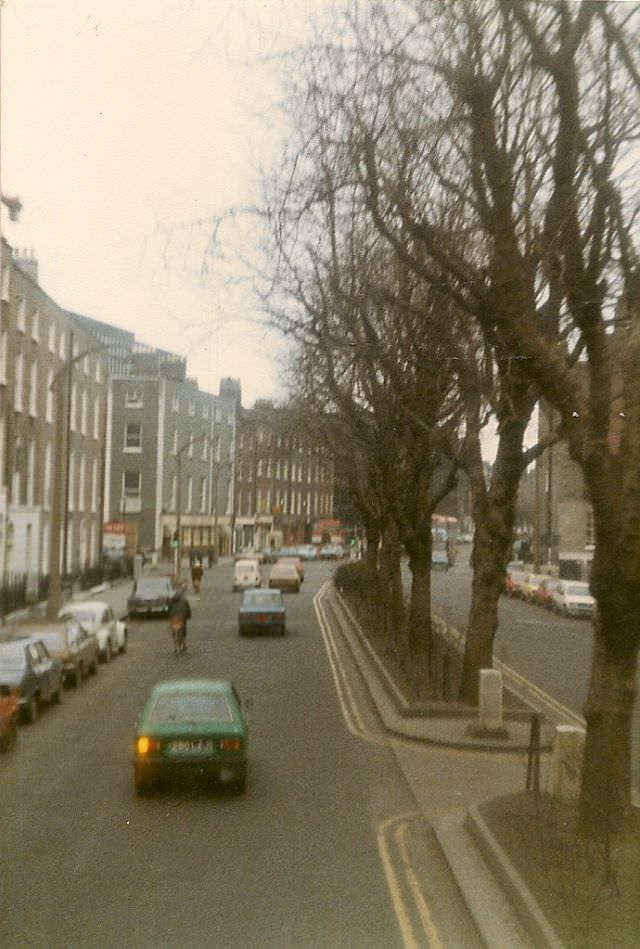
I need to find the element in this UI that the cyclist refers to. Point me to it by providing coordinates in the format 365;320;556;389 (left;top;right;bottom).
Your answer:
190;559;203;596
168;588;192;652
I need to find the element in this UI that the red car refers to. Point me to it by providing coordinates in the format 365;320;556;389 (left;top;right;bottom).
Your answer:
0;684;19;752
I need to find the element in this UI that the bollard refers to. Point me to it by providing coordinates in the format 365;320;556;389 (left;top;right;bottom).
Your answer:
552;725;585;803
468;668;509;738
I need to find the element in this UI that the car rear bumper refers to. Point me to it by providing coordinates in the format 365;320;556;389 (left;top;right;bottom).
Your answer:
134;759;246;786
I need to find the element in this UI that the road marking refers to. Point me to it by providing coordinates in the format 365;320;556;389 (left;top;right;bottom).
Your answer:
314;584;385;745
377;812;445;949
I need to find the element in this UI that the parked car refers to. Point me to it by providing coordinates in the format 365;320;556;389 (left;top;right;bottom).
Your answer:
0;684;19;752
296;544;318;561
127;575;175;618
551;581;596;618
59;600;127;661
133;678;248;794
277;556;304;582
268;561;301;593
533;576;561;609
0;637;63;723
520;573;547;602
232;558;262;591
504;569;529;597
238;589;286;637
431;550;450;570
319;544;342;560
19;619;99;687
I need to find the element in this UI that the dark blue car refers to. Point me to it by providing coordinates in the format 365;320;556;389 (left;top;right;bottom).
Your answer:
0;637;64;723
238;589;286;637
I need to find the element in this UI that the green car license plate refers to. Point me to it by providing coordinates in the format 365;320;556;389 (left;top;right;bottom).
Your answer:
167;739;214;755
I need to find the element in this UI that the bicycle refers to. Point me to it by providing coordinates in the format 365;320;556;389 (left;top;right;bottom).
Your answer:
170;616;187;655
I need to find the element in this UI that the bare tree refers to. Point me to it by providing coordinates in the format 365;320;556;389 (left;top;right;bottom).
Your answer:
337;0;640;837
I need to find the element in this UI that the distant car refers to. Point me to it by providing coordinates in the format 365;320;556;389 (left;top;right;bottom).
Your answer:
232;559;262;591
318;544;341;560
0;637;63;723
551;581;595;618
431;550;450;570
238;589;286;637
533;576;562;609
132;679;248;794
19;619;99;687
0;684;19;752
234;549;264;564
268;561;301;593
505;569;528;597
60;600;127;661
520;574;546;602
296;544;318;561
277;556;304;582
127;576;175;619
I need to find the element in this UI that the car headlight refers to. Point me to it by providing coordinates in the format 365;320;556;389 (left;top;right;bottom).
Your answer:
135;736;160;755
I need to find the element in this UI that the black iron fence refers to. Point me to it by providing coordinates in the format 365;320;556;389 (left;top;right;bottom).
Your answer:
0;559;134;619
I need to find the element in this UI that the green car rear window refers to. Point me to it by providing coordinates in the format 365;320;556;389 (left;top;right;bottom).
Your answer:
148;692;233;724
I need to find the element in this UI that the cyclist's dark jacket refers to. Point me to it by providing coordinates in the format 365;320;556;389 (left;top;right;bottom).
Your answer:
168;594;192;623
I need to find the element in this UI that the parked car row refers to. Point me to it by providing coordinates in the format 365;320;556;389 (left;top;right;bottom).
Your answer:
504;566;595;618
0;599;128;747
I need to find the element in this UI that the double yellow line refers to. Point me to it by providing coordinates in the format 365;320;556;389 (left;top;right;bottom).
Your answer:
314;584;444;949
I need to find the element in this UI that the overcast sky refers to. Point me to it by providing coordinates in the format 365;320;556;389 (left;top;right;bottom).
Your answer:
1;0;330;406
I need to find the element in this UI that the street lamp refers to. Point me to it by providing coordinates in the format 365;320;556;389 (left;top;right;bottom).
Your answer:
46;335;107;619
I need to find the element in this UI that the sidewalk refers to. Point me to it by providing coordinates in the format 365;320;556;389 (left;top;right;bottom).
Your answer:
320;583;566;949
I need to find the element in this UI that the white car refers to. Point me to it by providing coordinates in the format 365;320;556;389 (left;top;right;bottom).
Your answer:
232;559;262;591
59;600;127;662
550;581;595;618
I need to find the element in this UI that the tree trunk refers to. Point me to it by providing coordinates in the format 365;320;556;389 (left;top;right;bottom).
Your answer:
579;613;637;839
406;539;433;698
459;529;505;703
459;409;532;703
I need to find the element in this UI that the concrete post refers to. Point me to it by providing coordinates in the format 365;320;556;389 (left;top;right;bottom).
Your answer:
552;725;585;803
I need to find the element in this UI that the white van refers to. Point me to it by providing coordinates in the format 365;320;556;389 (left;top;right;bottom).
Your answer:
232;559;262;591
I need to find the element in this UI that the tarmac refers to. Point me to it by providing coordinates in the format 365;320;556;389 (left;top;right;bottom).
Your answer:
15;563;568;949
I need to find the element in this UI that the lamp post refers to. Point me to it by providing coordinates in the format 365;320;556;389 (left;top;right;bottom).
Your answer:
46;337;107;619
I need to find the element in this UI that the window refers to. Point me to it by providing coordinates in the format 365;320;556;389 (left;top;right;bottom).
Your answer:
44;442;52;508
187;475;193;511
17;297;26;332
125;390;143;408
14;352;24;411
46;370;54;423
78;456;86;511
201;439;207;461
91;459;98;512
93;399;101;439
28;360;37;417
188;400;195;416
171;428;178;455
59;330;66;359
1;266;10;302
172;394;179;412
81;390;88;434
187;433;193;458
124;422;142;452
123;470;141;497
48;322;56;353
70;383;77;432
200;477;207;512
32;309;40;341
202;404;209;419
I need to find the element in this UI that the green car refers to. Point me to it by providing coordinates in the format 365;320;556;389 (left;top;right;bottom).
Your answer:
133;679;248;794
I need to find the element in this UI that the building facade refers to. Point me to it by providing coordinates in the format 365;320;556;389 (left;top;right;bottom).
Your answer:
233;400;335;552
105;357;237;561
0;240;107;597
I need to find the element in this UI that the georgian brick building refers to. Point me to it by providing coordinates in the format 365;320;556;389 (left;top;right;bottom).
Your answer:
233;399;334;552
